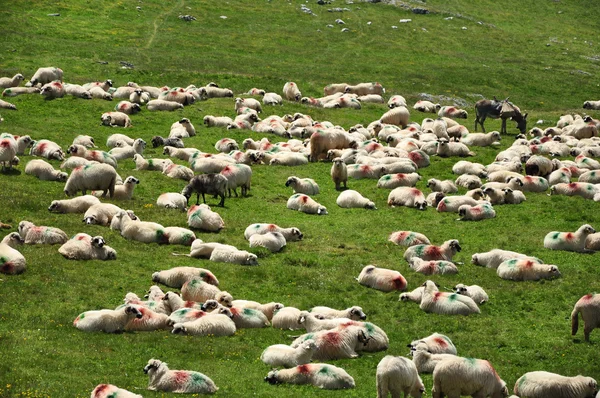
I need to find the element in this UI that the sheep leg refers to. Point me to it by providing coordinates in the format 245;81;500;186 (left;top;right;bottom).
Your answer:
218;193;225;207
500;117;507;134
335;181;340;190
201;193;207;204
584;324;593;341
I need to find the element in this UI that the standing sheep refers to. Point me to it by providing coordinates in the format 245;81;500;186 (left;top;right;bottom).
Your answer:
404;240;461;262
286;176;320;195
356;265;407;292
64;164;117;198
432;356;508;398
497;258;561;281
387;187;427;210
28;67;63;86
571;293;600;342
0;232;26;274
265;363;355;390
543;224;596;252
376;356;425;398
388;231;431;247
331;157;348;190
182;174;228;206
18;221;68;245
419;281;480;316
220;164;252;197
513;371;597;398
337;190;376;209
309;130;357;162
287;194;328;215
143;359;218;394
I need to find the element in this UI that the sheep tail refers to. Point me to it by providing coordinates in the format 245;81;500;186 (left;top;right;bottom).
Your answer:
171;252;191;257
571;306;580;336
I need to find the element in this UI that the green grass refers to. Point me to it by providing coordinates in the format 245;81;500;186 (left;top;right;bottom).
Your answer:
1;0;600;397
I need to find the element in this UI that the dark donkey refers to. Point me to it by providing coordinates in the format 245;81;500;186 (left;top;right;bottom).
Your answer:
474;97;528;134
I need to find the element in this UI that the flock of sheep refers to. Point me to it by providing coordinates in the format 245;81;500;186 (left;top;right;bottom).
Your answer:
1;66;600;397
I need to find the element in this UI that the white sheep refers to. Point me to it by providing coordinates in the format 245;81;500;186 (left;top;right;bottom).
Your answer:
29;139;64;160
18;221;67;245
261;339;318;368
356;264;407;292
309;306;366;321
414;100;441;113
265;363;355;390
162;163;194;181
497;258;561;281
330;157;348;190
64;163;117;198
152;266;218;288
2;87;39;98
197;86;234;99
0;232;26;274
123;305;170;331
376;355;425;398
454;174;482;190
187;204;224;232
146;99;184;111
399;286;425;303
83;203;123;226
377;173;422;189
73;304;142;333
452;160;487;177
222;305;269;328
100;111;132;127
297;311;353;332
586;232;600;251
27;67;63;86
419;280;480;315
156;192;187;211
24;159;68;182
272;307;304;330
387;187;427;210
129;88;151;104
432;356;508;398
210;247;259;265
67;145;117;169
269;152;309;166
409;258;458;275
244;223;303;242
380;106;410;128
436;139;475;157
93;176;139;200
134;154;173;171
184;241;237;259
427;178;458;193
282;81;302;101
458;203;496;221
171;313;236;337
584;100;600;110
453;283;488;305
143;359;219;393
220;163;252;197
106;133;134;148
408;333;458;355
410;343;458;374
289;325;370;360
249;232;286;252
543;224;596;252
513;371;597;398
0;73;24;88
108;139;146;161
90;384;142;398
230;300;283;321
287;194;328;215
162;226;196;246
181;277;232;306
388;231;431;247
336;190;376;209
435;195;483;212
203;115;234;128
345;82;384;96
471;249;542;269
461;131;501;147
58;234;116;260
285;176;320;195
404;240;461;263
571;293;600;342
550;182;597;199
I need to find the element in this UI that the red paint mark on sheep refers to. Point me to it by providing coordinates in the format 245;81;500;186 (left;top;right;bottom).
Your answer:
433;292;443;302
425;246;442;259
566;233;574;241
297;364;311;375
37;142;48;153
323;331;342;346
92;384;110;398
299;195;308;203
174;371;190;384
392;276;406;290
433;337;448;347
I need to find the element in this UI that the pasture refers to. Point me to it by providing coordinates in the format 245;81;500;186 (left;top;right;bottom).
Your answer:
1;0;600;397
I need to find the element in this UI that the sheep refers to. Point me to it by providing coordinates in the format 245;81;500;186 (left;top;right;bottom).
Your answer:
93;176;138;200
458;203;496;221
163;226;196;246
431;356;508;398
100;111;132;127
513;371;597;398
345;82;384;96
111;211;169;244
282;81;302;101
426;178;458;193
171;313;236;337
182;174;227;206
187;204;224;232
461;131;501;147
347;164;387;180
24;159;68;182
249;232;286;252
323;83;349;96
309;130;357;162
261;339;318;368
269;152;309;166
289;325;371;360
376;356;425;398
156;192;187;211
197;86;234;99
471;249;541;269
106;134;134;148
85;86;112;101
162;163;194;181
262;92;283;105
436;195;483;212
414;100;441;113
169;118;196;138
133;154;173;171
210;247;259;265
571;293;600;342
388;231;431;247
404;240;461;263
452;283;488;305
167;307;208;325
287;194;328;215
285;176;319;195
153;267;218;289
309;306;367;321
81;203;122;226
578;169;600;183
497;258;561;281
2;87;39;98
438;105;468;119
387;187;427;210
203;115;234;128
436;139;475;157
108;138;146;161
71;135;96;149
163;146;202;162
73;305;143;333
550;182;597;199
502;188;527;205
181;277;232;306
129;88;151;104
150;136;184;149
543;224;596;252
452;160;487;177
356;264;407;292
27;67;63;86
143;359;218;394
221;305;269;328
123;305;170;332
244;223;303;242
380;106;410;128
0;232;26;274
296;311;353;332
18;221;67;245
159;89;195;105
337;190;376;209
0;73;24;88
409;258;459;275
272;307;304;330
64;163;117;198
525;155;555;177
146;99;184;111
59;234;116;260
67;145;118;169
583;100;600;110
29;139;64;161
407;333;458;355
330;157;348;190
455;174;483;190
410;344;458;374
265;363;355;390
90;384;142;398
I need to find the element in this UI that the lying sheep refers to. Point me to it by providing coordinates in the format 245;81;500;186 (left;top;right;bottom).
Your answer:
513;371;597;398
408;333;458;355
287;194;328;215
182;174;227;207
150;136;184;148
432;356;508;398
586;232;600;251
244;223;303;242
497;258;561;281
146;99;184;111
571;293;600;342
90;384;142;398
550;182;597;199
231;300;283;321
162;226;196;246
39;81;65;99
452;160;487;177
68;145;118;168
100;111;132;127
210;247;258;265
171;312;236;337
143;358;218;394
60;157;98;170
309;306;366;321
282;82;302;101
458;203;496;221
388;231;431;247
345;82;384;96
584;100;600;110
249;232;286;252
265;363;355;390
124;306;170;332
108;138;146;161
94;176;139;200
153;266;219;288
29;139;64;160
133;154;173;171
356;265;407;292
387;187;427;210
543;224;596;252
376;356;425;398
187;204;224;232
285;176;320;195
221;305;269;328
347;164;387;180
471;249;542;269
437;139;475;157
72;135;95;149
436;195;483;213
404;240;461;262
203;115;234;128
289;325;370;360
413;100;441;113
59;234;116;260
410;343;457;374
261;339;318;368
419;281;480;315
64;163;117;198
181;278;232;306
378;173;422;189
297;311;353;332
0;73;24;89
272;307;303;330
461;131;501;147
112;211;169;244
156;192;187;211
337;190;376;209
18;221;68;245
83;203;123;226
455;174;483;190
427;178;458;193
453;283;488;304
106;133;134;148
73;305;142;333
409;258;459;275
0;232;26;274
25;159;68;182
162;163;194;181
270;152;309;166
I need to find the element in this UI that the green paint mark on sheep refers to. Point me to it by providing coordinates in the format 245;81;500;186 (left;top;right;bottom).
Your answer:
447;294;458;302
191;372;206;386
242;308;256;316
78;313;85;320
414;245;425;256
0;257;6;264
148;159;154;168
465;357;477;367
364;323;375;335
190;279;201;287
107;393;117;398
553;232;560;240
181;233;194;244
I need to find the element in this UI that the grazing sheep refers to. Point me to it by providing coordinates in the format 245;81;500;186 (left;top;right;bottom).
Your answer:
432;356;508;398
64;164;117;198
25;159;68;182
472;249;542;269
309;130;357;162
410;344;458;374
83;203;123;226
100;111;132;127
0;232;26;274
265;363;355;390
18;221;67;245
309;306;367;321
497;258;561;281
389;231;431;247
356;265;407;292
285;176;320;195
272;307;304;330
244;223;303;242
182;174;227;207
73;305;142;333
571;293;600;342
404;240;461;262
337;190;376;209
261;339;318;368
330;157;348;190
387;187;427;210
419;281;480;315
187;204;224;232
143;359;218;394
210;247;259;265
408;333;457;355
59;234;116;260
409;258;459;275
249;232;286;252
90;384;142;398
171;312;236;337
156;192;187;211
287;194;328;215
543;224;596;252
458;203;496;221
453;283;488;304
376;356;425;398
513;371;597;398
427;178;458;193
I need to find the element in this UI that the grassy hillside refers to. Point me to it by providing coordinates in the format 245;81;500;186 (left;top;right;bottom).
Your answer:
1;1;600;397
